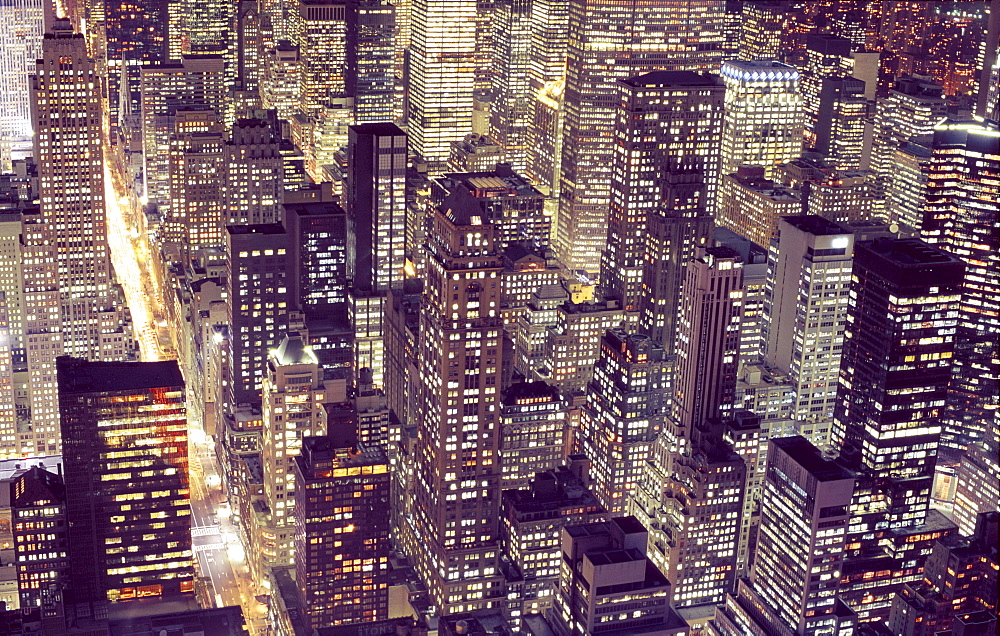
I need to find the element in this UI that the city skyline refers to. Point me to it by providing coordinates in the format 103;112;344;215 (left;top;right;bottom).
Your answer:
0;1;996;635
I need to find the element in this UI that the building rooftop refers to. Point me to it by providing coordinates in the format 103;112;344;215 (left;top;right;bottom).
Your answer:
226;222;286;236
272;332;318;366
774;436;853;482
57;357;184;394
350;122;405;137
782;214;850;237
502;381;561;406
622;70;723;88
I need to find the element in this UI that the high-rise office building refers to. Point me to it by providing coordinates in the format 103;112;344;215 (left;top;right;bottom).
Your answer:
347;0;396;124
261;42;305;121
602;71;724;317
498;381;567;490
720;60;805;181
710;436;858;635
522;0;568;196
952;415;1000;537
885;138;933;235
555;0;728;275
140;55;227;212
32;22;128;365
580;330;667;514
672;246;743;439
401;198;505;614
298;0;348;115
105;0;171;139
406;0;477;171
163;109;226;251
6;465;68;618
799;34;855;144
225;112;284;226
347;123;408;294
870;76;947;183
763;216;854;445
716;166;802;249
489;0;533;171
226;223;291;407
638;178;714;356
346;123;407;387
832;238;965;622
0;0;43;166
2;209;63;456
57;357;193;604
232;0;264;104
551;517;688;636
922;120;999;448
430;165;549;252
815;76;868;172
286;199;349;320
294;434;391;627
499;463;607;628
738;1;784;60
260;333;329;568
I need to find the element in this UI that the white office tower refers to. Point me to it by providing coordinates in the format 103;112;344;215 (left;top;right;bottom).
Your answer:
32;22;131;365
0;0;44;170
720;60;805;181
489;0;532;171
709;436;858;635
870;76;947;184
554;0;728;275
763;215;854;446
259;333;331;570
406;0;477;172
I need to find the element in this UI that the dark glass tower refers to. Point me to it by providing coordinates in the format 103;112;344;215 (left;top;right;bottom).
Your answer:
922;120;999;449
57;357;192;605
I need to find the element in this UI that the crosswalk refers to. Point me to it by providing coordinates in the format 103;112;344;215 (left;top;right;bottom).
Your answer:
191;525;220;538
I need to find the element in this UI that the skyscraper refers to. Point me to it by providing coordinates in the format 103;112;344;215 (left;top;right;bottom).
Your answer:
401;196;505;614
498;381;567;490
32;21;127;364
555;0;728;275
601;71;724;317
224;112;284;226
346;123;407;387
710;436;858;635
406;0;477;170
579;330;667;514
922;120;999;448
104;0;171;138
260;333;329;568
294;434;391;627
814;76;868;172
799;34;855;144
346;123;408;294
298;0;348;116
347;0;396;124
163;108;226;251
226;223;291;407
550;517;688;635
489;0;533;171
0;0;44;165
719;60;805;180
870;75;947;183
638;178;714;355
140;55;227;213
763;215;854;445
716;166;802;249
832;237;965;621
57;357;193;604
672;246;743;439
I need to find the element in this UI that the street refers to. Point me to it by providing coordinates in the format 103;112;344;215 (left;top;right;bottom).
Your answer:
103;156;266;632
